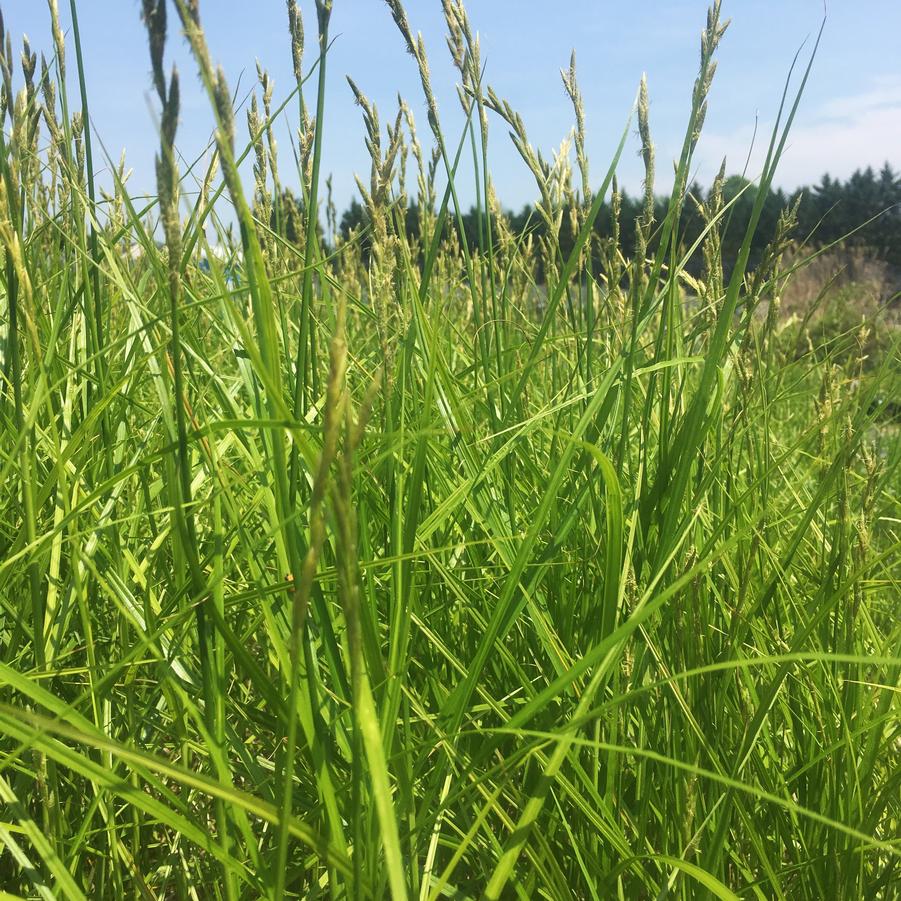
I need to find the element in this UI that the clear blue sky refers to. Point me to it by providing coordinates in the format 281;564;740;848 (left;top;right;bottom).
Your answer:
5;1;901;213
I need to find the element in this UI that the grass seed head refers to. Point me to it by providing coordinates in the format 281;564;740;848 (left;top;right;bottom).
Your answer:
21;37;36;95
141;0;167;103
562;50;590;206
638;74;655;229
443;0;466;73
47;0;65;78
286;0;304;82
384;0;440;135
213;66;235;152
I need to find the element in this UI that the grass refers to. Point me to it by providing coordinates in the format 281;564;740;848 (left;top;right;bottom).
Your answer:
0;0;899;897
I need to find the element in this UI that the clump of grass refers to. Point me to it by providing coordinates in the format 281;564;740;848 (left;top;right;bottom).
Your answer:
0;1;898;899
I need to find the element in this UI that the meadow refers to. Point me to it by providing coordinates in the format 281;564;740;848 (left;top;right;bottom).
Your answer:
0;0;899;897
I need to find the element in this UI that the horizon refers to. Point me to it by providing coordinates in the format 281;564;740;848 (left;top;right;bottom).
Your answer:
3;0;901;216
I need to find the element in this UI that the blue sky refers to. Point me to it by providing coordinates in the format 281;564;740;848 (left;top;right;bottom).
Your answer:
5;1;901;213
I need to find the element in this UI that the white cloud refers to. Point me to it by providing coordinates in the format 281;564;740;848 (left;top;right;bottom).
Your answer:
695;75;901;188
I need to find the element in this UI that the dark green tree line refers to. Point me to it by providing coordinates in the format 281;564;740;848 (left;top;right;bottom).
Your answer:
270;162;901;279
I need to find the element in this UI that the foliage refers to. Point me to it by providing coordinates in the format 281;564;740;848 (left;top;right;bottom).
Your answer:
329;168;901;284
0;1;898;899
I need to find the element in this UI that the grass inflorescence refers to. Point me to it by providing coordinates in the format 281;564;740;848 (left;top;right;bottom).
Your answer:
0;1;898;898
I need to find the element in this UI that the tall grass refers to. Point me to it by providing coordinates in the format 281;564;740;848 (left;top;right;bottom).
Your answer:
0;0;898;897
